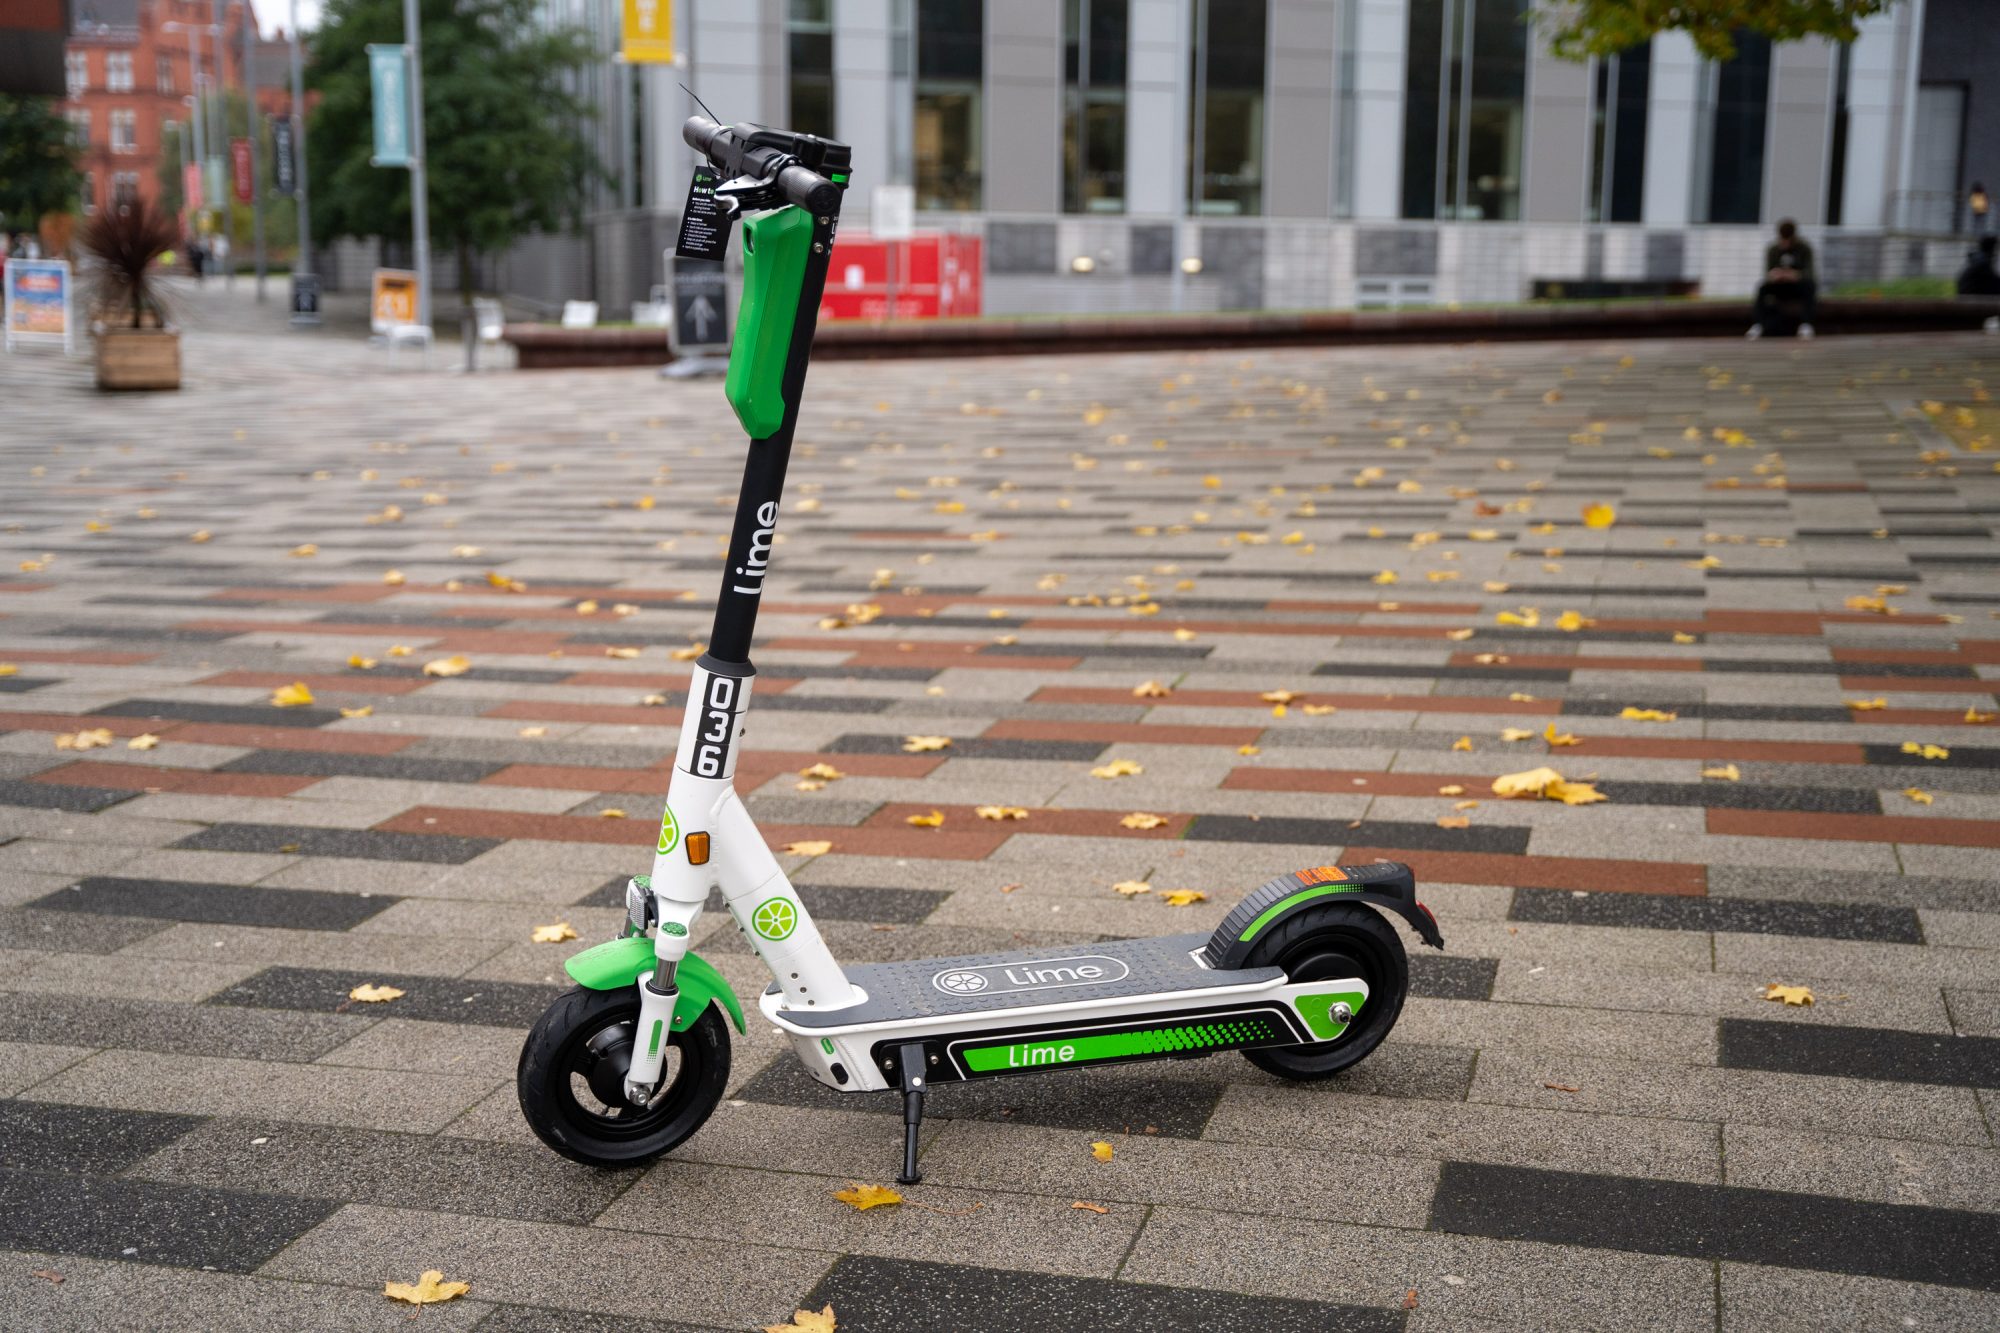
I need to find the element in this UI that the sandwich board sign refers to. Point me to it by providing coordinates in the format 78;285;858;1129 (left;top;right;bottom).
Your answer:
371;268;420;333
4;259;76;354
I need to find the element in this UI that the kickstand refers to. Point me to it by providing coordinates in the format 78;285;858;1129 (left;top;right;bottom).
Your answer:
894;1041;926;1185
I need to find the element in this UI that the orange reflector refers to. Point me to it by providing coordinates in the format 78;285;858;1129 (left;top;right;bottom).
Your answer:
685;831;710;865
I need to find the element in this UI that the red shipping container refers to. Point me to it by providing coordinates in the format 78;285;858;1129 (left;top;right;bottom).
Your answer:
820;233;982;322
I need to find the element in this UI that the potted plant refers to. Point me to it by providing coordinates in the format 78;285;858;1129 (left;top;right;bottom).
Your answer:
82;198;180;391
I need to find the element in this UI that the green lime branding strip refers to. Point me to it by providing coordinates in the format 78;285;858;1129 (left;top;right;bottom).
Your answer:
963;1017;1280;1073
1237;884;1360;942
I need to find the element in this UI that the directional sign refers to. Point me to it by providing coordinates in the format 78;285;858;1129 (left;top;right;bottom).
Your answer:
368;44;411;167
272;117;295;196
622;0;673;63
672;261;728;352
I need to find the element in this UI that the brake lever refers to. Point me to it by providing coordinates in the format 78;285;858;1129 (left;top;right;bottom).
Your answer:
713;171;788;216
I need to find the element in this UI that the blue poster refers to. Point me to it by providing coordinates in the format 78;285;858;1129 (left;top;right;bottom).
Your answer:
369;44;411;168
4;258;74;353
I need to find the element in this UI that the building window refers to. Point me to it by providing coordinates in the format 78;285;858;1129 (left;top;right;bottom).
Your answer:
67;51;88;95
106;52;134;93
1703;33;1771;224
914;0;982;211
113;172;141;206
1187;0;1265;215
1063;0;1128;213
1401;0;1529;221
787;0;836;139
82;171;97;215
1825;41;1851;226
1588;41;1650;223
157;54;176;95
67;108;92;146
110;109;138;154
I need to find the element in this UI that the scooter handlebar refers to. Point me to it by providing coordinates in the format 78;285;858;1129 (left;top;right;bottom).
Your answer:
682;116;842;214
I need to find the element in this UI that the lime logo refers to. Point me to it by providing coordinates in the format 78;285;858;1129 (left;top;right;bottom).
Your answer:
657;806;679;855
751;897;798;941
659;921;687;937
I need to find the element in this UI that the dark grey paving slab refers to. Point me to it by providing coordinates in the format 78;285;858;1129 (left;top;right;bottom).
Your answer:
579;878;946;925
0;1099;203;1175
734;1052;1228;1139
0;1167;339;1272
468;1308;728;1333
1430;1161;2000;1292
208;966;559;1028
1706;866;2000;912
30;876;399;931
0;676;57;693
1410;953;1500;1001
1509;888;1924;944
169;824;499;864
217;750;506;783
823;734;1108;761
132;1118;636;1227
1188;814;1529;855
1860;743;2000;770
1719;1018;2000;1089
804;1255;1398;1333
90;699;342;728
0;906;169;954
0;993;368;1062
0;780;141;814
1592;780;1881;814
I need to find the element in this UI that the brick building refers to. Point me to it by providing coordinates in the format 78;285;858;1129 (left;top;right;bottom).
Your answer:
60;0;290;225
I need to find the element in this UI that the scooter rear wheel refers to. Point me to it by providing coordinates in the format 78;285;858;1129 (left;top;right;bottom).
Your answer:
1241;902;1407;1081
517;985;729;1167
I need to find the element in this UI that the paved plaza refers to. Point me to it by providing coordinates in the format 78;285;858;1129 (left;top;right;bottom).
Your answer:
2;304;1998;1330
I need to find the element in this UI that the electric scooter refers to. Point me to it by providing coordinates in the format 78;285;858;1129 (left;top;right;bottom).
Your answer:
517;116;1445;1184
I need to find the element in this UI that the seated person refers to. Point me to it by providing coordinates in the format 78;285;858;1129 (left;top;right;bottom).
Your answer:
1958;235;2000;297
1748;219;1816;339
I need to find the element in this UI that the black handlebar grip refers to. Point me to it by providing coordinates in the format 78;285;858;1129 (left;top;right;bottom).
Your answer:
683;115;838;213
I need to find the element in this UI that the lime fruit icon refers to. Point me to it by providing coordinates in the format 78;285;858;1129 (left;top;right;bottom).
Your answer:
752;897;798;941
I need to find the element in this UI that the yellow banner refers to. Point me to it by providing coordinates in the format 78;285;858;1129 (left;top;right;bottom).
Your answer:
622;0;673;64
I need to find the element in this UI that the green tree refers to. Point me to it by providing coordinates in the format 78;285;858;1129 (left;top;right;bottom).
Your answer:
0;95;84;234
306;0;604;308
1538;1;1903;62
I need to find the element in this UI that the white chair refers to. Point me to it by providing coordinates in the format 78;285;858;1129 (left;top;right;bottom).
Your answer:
560;300;599;329
473;297;507;347
386;322;433;367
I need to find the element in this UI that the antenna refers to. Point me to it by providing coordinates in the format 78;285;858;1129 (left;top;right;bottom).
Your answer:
680;83;722;124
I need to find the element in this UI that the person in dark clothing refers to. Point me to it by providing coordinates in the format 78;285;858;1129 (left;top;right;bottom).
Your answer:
1958;235;2000;296
1748;219;1817;339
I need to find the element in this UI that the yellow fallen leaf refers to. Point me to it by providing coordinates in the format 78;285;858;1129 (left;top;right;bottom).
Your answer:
1162;889;1208;907
1372;570;1399;585
126;733;160;751
1090;1141;1115;1162
450;545;483;558
1236;744;1261;756
1581;502;1616;529
56;728;116;751
1452;736;1473;752
1112;880;1153;896
348;654;378;670
531;922;579;943
1845;594;1893;614
598;808;627;819
270;682;315;708
1620;707;1677;722
1555;610;1596;633
518;726;548;738
763;1305;839;1333
1482;580;1511;593
190;530;212;543
1173;627;1199;642
1903;787;1934;805
1761;983;1813;1007
1302;703;1338;715
1845;698;1888;711
1496;608;1540;628
1454;800;1480;810
1438;785;1465;796
340;705;374;719
1071;1201;1110;1215
381;569;405;585
384;1270;469;1306
1260;690;1301;705
423;655;473;678
1132;680;1172;698
800;763;845;781
0;664;16;677
1672;631;1697;644
903;735;953;752
670;645;705;661
1965;708;1997;724
906;810;946;828
604;646;642;660
1092;758;1144;779
1702;764;1741;781
1446;628;1476;641
975;805;1029;821
1544;723;1580;747
833;1182;903;1211
784;840;834;856
1900;741;1950;760
485;571;528;593
387;645;414;657
348;984;404;1003
1120;812;1168;830
1436;816;1471;829
1492;767;1608;805
289;543;318;558
1500;727;1534;743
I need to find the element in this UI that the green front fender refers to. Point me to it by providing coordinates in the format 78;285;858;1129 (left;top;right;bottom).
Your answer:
562;936;746;1035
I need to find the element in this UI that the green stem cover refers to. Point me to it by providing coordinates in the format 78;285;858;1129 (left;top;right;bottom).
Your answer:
724;206;814;439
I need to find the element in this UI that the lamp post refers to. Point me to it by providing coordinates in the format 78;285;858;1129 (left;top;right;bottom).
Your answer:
288;0;316;325
402;0;432;332
243;2;265;300
162;19;222;264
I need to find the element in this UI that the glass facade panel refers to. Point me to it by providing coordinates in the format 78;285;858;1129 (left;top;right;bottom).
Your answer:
1186;0;1266;215
915;0;983;210
788;0;836;140
1588;42;1650;223
1706;34;1771;225
1401;0;1527;221
1063;0;1128;213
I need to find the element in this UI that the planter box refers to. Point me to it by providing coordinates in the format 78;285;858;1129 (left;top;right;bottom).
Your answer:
503;323;670;370
96;326;181;391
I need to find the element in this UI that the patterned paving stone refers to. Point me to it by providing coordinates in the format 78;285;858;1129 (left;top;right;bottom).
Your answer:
27;875;398;930
0;1170;339;1273
208;966;559;1028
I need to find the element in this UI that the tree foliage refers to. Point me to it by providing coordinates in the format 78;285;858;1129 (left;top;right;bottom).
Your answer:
0;95;84;231
1537;1;1903;63
306;0;604;291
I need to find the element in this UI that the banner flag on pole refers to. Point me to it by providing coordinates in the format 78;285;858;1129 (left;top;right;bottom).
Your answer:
622;0;673;63
231;138;254;202
368;44;411;167
273;117;296;195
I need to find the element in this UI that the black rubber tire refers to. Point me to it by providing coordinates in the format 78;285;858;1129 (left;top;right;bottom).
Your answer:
517;985;730;1167
1241;902;1408;1082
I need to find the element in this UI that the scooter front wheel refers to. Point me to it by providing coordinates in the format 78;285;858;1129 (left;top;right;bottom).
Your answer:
517;985;730;1167
1241;902;1408;1082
